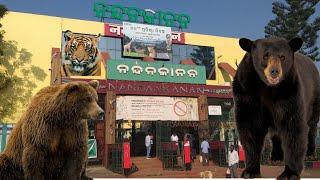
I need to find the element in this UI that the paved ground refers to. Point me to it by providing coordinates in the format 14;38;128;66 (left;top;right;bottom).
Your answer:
86;156;320;178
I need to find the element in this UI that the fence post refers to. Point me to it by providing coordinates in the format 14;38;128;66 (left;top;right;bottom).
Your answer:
1;124;8;152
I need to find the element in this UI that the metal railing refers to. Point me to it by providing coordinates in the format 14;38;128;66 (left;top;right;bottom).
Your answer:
160;141;185;171
106;143;123;174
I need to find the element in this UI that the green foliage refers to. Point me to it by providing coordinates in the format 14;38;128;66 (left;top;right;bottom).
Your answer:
265;0;320;61
0;5;8;56
0;5;47;123
190;46;215;78
0;41;47;122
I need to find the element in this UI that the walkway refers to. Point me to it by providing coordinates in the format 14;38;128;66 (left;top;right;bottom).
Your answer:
86;156;320;178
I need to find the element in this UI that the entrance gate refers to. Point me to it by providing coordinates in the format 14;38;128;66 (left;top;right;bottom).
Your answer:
156;121;198;170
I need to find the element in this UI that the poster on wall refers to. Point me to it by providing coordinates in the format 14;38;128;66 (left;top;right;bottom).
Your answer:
116;96;199;121
208;105;222;115
61;30;106;78
122;22;172;59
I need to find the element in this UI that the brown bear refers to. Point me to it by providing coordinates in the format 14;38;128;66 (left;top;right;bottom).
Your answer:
0;80;104;180
233;37;320;179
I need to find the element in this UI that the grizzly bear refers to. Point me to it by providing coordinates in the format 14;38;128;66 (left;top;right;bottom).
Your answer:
233;37;320;179
0;80;104;180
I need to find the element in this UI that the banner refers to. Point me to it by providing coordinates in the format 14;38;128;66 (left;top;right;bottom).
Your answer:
123;22;172;59
107;60;206;84
116;96;199;121
88;139;97;159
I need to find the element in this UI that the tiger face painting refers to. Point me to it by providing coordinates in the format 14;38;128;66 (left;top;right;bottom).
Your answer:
62;30;102;76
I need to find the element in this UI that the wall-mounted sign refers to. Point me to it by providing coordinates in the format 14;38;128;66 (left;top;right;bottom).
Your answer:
116;96;199;121
123;22;172;59
93;2;191;29
88;139;97;159
208;105;222;115
104;23;185;44
107;60;206;84
61;78;233;98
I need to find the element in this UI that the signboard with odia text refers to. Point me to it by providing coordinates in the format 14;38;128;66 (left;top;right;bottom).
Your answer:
107;60;206;84
116;96;199;121
93;2;191;29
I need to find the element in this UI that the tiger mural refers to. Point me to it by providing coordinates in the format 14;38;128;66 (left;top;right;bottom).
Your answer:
61;30;102;76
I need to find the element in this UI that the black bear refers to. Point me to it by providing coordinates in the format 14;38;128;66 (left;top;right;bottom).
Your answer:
0;80;103;180
233;37;320;179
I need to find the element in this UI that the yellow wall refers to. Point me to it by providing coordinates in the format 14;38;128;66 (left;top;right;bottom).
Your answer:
1;12;104;122
1;11;245;122
1;12;104;90
185;33;245;85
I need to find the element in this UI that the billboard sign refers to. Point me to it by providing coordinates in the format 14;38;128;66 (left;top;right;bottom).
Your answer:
123;22;172;59
104;23;185;44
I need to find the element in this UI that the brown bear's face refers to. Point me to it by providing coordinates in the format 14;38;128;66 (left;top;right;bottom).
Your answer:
65;80;104;121
239;37;303;86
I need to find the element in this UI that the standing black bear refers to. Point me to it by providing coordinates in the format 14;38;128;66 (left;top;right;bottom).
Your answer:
233;37;320;179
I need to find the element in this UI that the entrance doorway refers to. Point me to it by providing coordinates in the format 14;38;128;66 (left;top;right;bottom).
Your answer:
115;120;199;157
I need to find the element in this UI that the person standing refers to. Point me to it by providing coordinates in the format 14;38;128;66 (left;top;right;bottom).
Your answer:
149;132;154;157
200;138;210;166
171;132;179;154
183;136;192;176
145;131;152;159
228;145;239;178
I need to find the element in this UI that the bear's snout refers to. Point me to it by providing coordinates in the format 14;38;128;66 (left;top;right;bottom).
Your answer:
263;57;283;86
270;68;280;78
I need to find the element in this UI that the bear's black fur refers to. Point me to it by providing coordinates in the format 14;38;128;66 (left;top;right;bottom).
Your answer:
233;37;320;179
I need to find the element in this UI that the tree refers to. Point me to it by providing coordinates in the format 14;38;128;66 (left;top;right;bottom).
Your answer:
0;4;8;56
0;5;47;123
190;46;215;79
264;0;320;61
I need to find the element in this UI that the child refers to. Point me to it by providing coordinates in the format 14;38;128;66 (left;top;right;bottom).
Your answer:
184;135;192;177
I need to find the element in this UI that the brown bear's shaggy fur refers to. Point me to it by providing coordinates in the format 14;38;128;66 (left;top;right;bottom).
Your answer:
0;80;104;180
233;37;320;179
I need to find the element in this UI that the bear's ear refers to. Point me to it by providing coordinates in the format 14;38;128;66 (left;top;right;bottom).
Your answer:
88;80;99;90
64;30;73;41
66;83;80;95
239;38;253;53
289;37;303;52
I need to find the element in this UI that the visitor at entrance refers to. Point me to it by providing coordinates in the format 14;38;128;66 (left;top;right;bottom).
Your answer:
185;133;196;161
184;135;192;176
171;132;179;155
228;145;239;178
150;132;154;157
200;138;210;166
145;131;152;159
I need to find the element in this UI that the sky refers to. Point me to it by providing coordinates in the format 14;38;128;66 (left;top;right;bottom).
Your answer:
0;0;319;47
